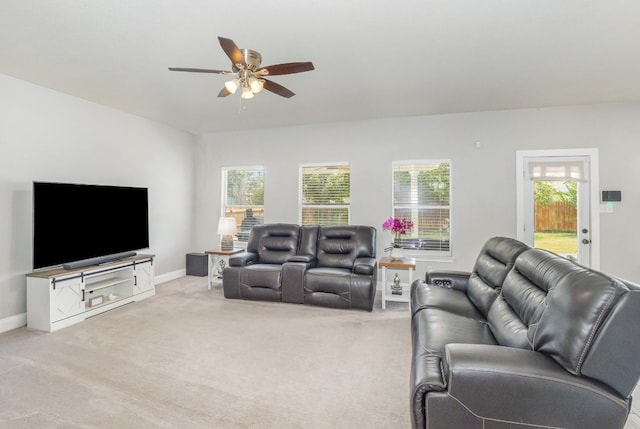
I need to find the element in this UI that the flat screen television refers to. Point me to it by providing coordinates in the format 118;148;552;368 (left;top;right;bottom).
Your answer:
33;181;149;270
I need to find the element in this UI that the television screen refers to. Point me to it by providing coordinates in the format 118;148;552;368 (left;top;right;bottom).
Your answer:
33;182;149;270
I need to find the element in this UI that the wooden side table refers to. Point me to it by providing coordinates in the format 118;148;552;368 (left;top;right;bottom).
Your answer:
378;256;416;310
205;249;242;290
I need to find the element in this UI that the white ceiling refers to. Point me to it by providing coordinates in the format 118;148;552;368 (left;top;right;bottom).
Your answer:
2;1;640;135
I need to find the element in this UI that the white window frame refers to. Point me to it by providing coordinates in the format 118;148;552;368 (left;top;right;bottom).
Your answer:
298;162;351;226
391;160;453;258
221;165;265;245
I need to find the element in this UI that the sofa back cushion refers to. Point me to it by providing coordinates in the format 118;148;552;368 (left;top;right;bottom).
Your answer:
316;225;376;270
580;279;640;397
490;247;640;397
466;237;530;316
530;264;627;377
488;248;577;349
298;225;319;258
246;223;300;264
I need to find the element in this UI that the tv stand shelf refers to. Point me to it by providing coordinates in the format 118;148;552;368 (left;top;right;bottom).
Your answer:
26;254;155;332
86;276;130;293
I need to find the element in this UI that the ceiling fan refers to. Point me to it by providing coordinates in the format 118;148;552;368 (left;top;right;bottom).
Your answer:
169;36;314;99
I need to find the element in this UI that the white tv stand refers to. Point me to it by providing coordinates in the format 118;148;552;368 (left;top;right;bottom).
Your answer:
26;254;155;332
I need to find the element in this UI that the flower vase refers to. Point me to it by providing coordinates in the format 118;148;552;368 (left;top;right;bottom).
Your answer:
390;247;404;260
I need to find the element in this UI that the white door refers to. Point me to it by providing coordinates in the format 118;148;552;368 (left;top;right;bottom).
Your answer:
516;149;600;269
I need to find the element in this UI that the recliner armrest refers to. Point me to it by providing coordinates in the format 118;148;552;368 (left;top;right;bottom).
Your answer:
288;254;317;263
426;271;470;290
353;257;376;275
229;252;259;267
282;261;314;304
441;344;628;428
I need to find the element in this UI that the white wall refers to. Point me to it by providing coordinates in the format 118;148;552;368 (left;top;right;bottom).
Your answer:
3;71;637;329
195;103;640;283
0;74;196;327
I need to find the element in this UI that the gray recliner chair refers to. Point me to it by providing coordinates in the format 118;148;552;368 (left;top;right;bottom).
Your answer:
304;225;377;311
223;223;300;301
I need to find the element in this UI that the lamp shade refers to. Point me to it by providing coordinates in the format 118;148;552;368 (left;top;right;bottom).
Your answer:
217;217;237;235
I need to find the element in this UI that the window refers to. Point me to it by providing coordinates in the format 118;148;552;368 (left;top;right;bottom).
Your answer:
300;163;350;225
392;161;451;254
222;166;265;242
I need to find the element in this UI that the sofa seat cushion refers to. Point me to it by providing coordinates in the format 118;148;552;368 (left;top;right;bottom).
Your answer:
413;308;498;358
239;264;284;290
304;267;377;310
411;281;485;321
305;267;353;295
411;308;497;396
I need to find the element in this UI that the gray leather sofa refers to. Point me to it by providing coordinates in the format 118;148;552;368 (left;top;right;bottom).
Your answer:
410;236;640;429
222;223;377;311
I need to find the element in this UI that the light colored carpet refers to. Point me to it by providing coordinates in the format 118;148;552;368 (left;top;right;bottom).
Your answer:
0;276;411;428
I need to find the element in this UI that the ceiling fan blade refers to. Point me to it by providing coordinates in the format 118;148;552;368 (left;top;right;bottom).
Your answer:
263;79;295;98
169;67;231;74
257;62;315;76
217;87;232;97
218;37;246;68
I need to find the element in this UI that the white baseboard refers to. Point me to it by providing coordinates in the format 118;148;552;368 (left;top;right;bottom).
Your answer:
0;312;27;333
155;269;185;285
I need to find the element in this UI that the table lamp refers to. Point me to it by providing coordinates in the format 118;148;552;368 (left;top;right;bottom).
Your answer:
217;217;237;251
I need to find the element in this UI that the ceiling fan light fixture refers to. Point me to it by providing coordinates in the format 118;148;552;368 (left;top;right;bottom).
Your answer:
249;78;264;94
224;78;240;94
241;84;255;99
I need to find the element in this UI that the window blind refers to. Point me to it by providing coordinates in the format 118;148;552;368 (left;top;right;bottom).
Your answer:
300;164;350;225
222;167;265;242
392;161;451;253
528;161;585;182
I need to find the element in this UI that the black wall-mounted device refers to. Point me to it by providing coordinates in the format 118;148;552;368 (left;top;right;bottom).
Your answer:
602;190;622;202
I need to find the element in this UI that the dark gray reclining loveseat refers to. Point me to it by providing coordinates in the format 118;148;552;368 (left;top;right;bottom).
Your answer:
222;223;377;311
410;236;640;429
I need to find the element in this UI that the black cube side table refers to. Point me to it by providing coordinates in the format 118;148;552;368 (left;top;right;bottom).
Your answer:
186;253;208;277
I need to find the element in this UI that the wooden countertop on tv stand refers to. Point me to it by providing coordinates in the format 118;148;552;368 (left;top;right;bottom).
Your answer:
26;254;155;279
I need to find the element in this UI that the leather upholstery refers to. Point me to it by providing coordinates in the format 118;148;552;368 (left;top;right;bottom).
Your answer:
466;237;531;316
297;225;319;259
223;223;377;311
581;278;640;397
249;223;299;264
305;225;377;311
224;223;299;301
410;237;640;429
411;284;485;321
315;225;375;268
439;344;630;429
414;237;529;317
531;265;627;376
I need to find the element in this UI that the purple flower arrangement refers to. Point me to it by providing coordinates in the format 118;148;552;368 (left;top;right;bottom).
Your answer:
382;217;414;248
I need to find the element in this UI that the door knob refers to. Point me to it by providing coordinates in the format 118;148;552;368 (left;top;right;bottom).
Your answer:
582;239;591;244
582;228;589;234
